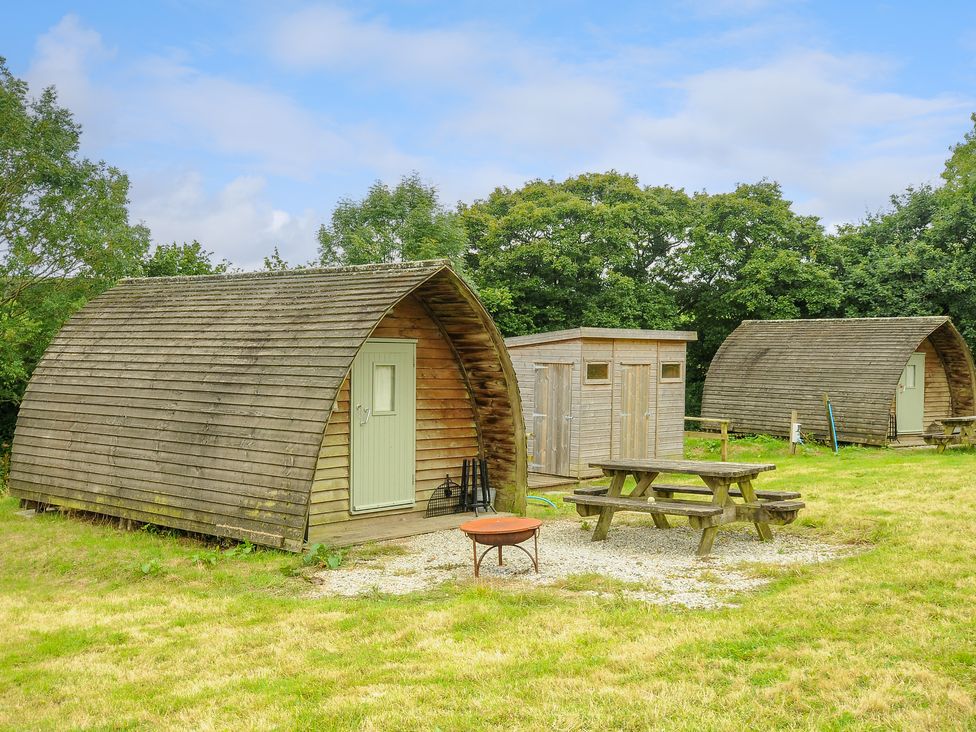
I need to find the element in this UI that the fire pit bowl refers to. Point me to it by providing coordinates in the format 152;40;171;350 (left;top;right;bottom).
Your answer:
459;517;542;577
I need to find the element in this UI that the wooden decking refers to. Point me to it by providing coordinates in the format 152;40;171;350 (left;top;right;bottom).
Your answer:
310;510;512;547
889;435;929;448
528;472;579;491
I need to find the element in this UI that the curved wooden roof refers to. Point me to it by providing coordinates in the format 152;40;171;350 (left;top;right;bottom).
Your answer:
9;260;526;549
701;317;976;445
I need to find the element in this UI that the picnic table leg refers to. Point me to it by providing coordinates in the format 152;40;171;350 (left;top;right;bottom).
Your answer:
697;526;719;557
592;471;627;541
940;423;953;453
696;478;731;557
630;471;668;529
738;478;774;542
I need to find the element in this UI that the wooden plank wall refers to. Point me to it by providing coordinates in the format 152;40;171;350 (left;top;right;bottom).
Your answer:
920;338;951;429
416;276;526;511
656;341;688;457
610;339;657;462
928;322;976;417
307;296;480;541
507;339;582;477
579;339;613;477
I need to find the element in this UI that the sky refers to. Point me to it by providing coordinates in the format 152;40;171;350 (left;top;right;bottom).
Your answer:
3;1;975;269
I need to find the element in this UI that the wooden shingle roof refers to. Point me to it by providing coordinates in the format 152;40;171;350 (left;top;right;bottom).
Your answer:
9;260;514;549
701;316;976;445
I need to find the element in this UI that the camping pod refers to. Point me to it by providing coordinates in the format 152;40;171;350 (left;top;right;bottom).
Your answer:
8;260;527;550
701;316;976;446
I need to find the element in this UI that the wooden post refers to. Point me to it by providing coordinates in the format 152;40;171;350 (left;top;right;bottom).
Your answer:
790;409;798;455
720;420;729;461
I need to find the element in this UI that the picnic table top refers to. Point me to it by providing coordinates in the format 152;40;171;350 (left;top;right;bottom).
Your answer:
940;415;976;424
589;459;776;479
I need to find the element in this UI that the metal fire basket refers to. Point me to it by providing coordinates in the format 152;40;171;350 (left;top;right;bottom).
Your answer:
424;475;464;518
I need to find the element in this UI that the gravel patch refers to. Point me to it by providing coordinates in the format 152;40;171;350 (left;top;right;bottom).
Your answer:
312;519;853;608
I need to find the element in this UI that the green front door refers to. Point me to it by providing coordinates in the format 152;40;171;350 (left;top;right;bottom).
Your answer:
896;352;925;434
350;339;416;513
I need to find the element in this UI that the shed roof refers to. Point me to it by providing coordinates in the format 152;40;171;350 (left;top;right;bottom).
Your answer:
505;327;698;348
9;260;523;549
701;316;976;444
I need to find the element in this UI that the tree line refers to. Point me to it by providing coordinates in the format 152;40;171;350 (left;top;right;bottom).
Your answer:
3;57;976;440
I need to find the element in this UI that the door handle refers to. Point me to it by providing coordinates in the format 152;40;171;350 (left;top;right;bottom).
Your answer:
356;404;372;426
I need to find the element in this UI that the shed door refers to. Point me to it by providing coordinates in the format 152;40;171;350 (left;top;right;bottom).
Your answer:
619;364;651;459
896;352;925;434
351;340;416;512
532;363;572;475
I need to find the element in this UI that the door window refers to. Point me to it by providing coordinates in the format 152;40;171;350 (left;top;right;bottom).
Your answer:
904;364;916;389
372;364;396;413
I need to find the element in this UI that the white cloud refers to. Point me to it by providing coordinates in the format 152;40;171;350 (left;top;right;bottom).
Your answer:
589;51;970;225
446;76;623;151
130;171;321;269
268;4;497;85
19;9;976;265
25;14;117;146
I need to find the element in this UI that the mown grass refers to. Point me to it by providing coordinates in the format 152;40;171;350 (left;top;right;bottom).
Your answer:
1;437;975;730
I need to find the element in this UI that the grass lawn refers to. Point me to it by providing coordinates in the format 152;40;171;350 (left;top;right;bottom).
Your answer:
2;436;975;730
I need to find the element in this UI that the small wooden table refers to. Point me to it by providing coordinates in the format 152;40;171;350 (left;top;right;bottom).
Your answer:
460;517;542;577
564;459;804;557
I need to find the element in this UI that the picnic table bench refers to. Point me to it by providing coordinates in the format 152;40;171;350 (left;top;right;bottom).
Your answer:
564;459;804;557
922;416;976;453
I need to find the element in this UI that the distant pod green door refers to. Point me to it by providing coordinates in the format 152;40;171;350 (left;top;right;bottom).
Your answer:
896;352;926;434
350;339;416;512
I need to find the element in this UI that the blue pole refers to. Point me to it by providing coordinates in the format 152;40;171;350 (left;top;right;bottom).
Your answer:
827;400;839;454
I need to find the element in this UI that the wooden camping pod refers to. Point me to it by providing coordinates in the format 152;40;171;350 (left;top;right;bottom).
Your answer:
701;316;976;445
8;260;528;550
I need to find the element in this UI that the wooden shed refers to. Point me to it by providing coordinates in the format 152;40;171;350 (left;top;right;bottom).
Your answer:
8;260;527;550
701;316;976;445
504;328;698;479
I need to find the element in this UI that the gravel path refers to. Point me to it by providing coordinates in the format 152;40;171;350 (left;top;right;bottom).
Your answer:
313;519;851;608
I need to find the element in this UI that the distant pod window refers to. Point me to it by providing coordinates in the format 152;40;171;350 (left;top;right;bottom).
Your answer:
584;361;611;384
660;362;683;382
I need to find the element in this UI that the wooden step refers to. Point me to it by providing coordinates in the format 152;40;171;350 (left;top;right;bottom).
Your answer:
563;494;723;518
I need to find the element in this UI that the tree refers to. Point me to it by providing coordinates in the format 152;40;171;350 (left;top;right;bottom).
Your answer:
317;173;468;267
678;181;840;410
262;246;302;271
830;115;976;348
142;241;229;277
1;58;149;436
461;172;689;336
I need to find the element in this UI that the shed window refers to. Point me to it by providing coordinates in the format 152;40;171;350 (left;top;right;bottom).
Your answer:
585;361;610;383
660;362;682;382
373;364;396;413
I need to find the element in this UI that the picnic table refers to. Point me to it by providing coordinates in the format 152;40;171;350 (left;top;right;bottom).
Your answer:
563;459;804;557
923;416;976;452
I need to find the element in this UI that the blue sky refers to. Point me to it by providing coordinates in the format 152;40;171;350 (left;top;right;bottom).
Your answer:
3;1;975;269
